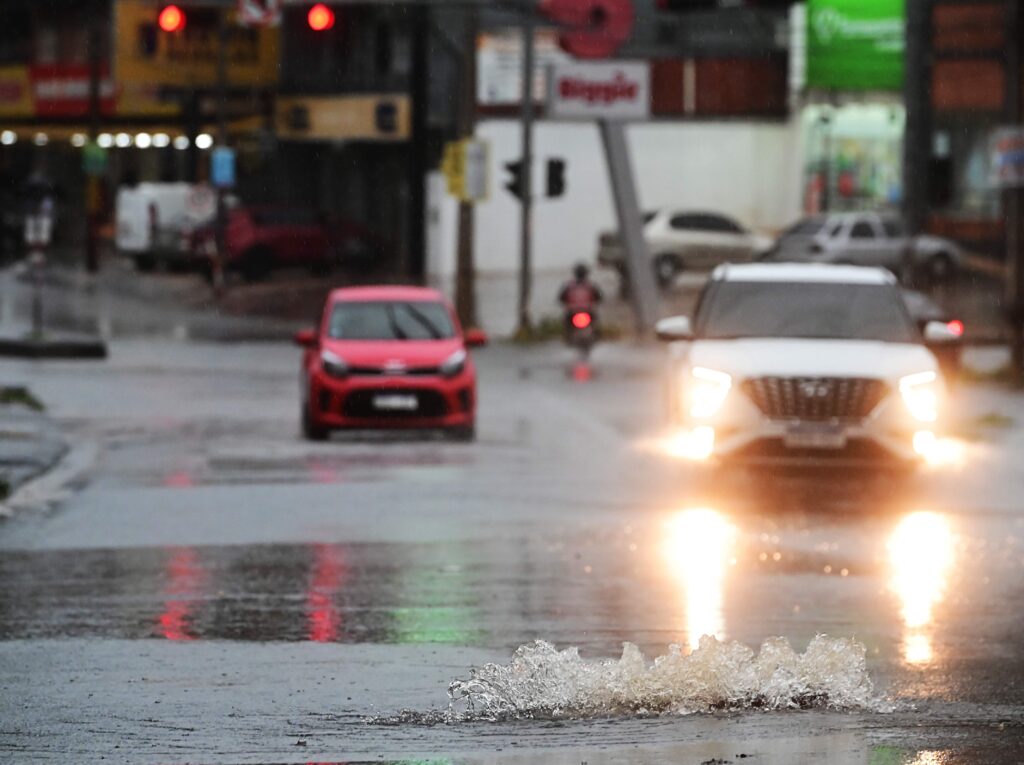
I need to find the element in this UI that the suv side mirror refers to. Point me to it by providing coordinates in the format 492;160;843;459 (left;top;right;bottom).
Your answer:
294;328;317;347
655;316;692;342
923;320;961;344
464;328;488;348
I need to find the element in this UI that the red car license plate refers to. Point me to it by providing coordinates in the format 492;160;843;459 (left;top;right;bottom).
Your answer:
372;394;418;411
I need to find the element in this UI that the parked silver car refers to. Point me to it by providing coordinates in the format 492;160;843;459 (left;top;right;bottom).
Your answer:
762;212;963;282
597;209;773;287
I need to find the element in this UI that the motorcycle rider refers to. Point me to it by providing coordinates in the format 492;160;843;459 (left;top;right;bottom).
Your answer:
559;262;603;341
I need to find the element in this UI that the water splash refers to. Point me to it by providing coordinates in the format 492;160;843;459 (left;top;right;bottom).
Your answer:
444;634;881;721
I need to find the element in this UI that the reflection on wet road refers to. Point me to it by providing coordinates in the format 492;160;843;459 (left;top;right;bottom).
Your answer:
888;512;955;666
3;493;1023;708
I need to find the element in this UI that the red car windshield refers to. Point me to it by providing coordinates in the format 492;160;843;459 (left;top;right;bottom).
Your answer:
327;301;456;341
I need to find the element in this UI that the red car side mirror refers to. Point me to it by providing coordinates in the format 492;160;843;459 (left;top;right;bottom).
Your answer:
294;328;317;348
464;328;488;348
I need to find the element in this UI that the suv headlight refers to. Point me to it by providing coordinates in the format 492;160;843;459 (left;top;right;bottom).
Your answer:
440;348;467;378
320;349;349;378
686;366;732;418
900;370;939;422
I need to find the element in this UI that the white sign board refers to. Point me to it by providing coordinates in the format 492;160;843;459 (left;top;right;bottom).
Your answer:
477;30;571;106
991;127;1024;189
463;140;489;201
546;61;650;121
238;0;281;27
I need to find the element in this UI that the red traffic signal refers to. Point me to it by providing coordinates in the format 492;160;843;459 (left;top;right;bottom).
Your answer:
308;3;335;31
158;4;186;33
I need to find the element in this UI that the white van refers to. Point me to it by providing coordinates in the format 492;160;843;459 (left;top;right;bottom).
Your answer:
115;183;214;271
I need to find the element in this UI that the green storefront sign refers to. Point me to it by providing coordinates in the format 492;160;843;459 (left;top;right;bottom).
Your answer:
807;0;905;91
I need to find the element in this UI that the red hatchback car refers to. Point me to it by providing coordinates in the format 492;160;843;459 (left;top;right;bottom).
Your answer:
295;286;487;441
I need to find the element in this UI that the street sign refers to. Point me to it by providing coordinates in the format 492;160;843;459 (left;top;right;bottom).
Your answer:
24;214;52;248
237;0;281;27
546;61;650;121
992;128;1024;189
442;140;489;202
211;147;236;189
186;183;217;223
82;142;108;176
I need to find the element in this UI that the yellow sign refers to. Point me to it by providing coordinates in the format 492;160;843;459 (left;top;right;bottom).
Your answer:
441;139;489;202
114;0;279;96
0;66;33;118
275;95;410;142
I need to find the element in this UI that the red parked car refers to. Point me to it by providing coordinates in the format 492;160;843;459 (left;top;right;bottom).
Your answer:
193;205;382;280
294;286;487;441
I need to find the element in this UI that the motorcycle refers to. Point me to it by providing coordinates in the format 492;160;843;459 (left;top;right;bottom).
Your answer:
566;309;597;361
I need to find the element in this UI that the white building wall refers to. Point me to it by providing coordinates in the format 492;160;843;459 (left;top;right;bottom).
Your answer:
429;118;803;337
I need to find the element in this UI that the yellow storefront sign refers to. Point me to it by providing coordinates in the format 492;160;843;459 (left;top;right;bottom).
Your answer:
276;95;410;142
115;0;279;95
0;66;33;118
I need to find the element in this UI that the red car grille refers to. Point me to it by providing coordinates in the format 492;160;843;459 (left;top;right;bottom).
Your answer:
741;377;889;421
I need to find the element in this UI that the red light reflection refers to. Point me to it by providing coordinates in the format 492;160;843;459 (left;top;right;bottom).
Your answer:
946;319;964;337
571;362;593;382
157;547;205;641
307;544;345;642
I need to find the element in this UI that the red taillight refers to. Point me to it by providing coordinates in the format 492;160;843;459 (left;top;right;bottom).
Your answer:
946;319;964;337
571;312;592;329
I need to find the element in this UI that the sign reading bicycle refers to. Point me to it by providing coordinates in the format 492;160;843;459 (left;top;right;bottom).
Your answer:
546;61;649;121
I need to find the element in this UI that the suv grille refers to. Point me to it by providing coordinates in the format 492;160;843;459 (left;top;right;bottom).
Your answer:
741;377;889;421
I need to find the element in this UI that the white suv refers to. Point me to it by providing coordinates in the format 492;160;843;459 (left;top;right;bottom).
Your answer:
656;263;959;468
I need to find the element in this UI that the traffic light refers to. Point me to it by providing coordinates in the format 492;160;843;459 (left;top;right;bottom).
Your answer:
158;4;185;33
308;3;336;31
546;159;566;198
504;160;524;200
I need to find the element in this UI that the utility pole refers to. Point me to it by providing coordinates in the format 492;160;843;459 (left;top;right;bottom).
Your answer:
85;9;103;274
454;5;478;329
1005;0;1024;381
903;0;932;240
212;7;230;295
515;10;535;337
407;4;430;283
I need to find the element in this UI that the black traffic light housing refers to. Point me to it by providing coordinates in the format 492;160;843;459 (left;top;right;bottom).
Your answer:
546;158;566;198
504;160;524;200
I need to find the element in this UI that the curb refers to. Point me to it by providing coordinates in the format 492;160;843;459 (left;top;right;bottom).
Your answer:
0;336;108;359
0;439;98;518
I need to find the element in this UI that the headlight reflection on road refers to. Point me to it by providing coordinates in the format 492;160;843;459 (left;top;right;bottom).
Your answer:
887;511;955;665
664;508;734;651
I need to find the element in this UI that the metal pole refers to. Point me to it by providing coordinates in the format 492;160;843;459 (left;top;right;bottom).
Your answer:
903;0;932;238
516;11;535;336
212;7;229;295
599;120;658;333
408;4;430;283
455;5;478;328
85;10;103;274
1005;0;1024;381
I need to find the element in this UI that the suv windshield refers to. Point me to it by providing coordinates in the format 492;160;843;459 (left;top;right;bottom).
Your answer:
328;301;456;340
698;281;917;343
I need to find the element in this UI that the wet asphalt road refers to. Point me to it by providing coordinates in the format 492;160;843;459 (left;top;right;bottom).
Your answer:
3;272;1024;762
